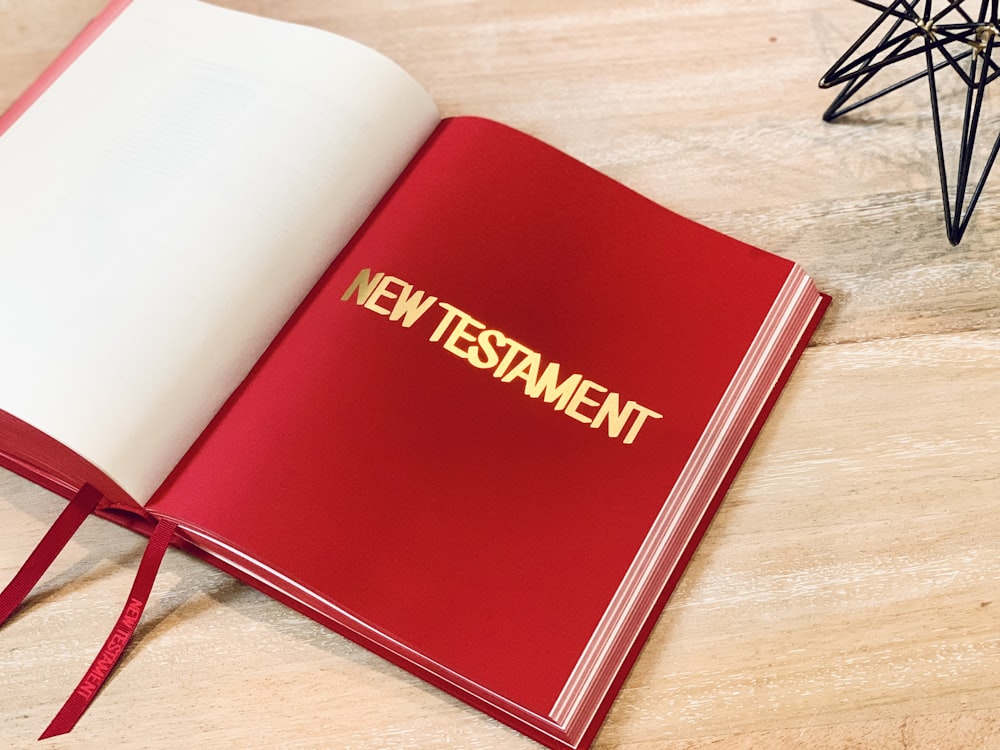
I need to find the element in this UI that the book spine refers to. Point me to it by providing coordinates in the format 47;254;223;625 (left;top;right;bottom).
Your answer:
0;0;133;137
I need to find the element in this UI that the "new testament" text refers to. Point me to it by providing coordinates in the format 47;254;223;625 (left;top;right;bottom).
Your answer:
340;269;662;444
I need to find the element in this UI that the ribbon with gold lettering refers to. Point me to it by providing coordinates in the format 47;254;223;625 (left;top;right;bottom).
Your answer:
39;517;178;739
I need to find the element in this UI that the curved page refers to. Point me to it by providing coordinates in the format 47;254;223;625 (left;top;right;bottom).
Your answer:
0;0;439;503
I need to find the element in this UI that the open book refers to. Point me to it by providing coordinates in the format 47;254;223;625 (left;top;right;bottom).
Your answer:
0;0;830;747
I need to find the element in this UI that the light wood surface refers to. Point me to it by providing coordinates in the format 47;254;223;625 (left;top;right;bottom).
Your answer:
2;1;999;748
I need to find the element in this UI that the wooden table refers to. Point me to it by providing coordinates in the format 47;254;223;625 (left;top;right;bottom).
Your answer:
2;1;998;748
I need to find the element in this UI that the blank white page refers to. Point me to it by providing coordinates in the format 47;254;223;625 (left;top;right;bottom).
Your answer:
0;0;440;503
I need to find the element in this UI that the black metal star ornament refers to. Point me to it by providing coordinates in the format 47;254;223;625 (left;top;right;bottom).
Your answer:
820;1;1000;244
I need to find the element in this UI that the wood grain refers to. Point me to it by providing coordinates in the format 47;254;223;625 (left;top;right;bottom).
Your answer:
2;1;998;748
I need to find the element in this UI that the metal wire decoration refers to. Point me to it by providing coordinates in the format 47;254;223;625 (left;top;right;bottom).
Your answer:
820;1;1000;244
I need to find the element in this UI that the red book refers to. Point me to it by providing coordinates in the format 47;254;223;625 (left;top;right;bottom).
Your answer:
0;1;829;747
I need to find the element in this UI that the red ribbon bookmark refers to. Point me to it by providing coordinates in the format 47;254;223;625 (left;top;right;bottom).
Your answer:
0;484;103;627
39;517;178;740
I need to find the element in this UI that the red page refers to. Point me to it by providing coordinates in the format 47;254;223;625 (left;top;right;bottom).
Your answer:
147;116;820;747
